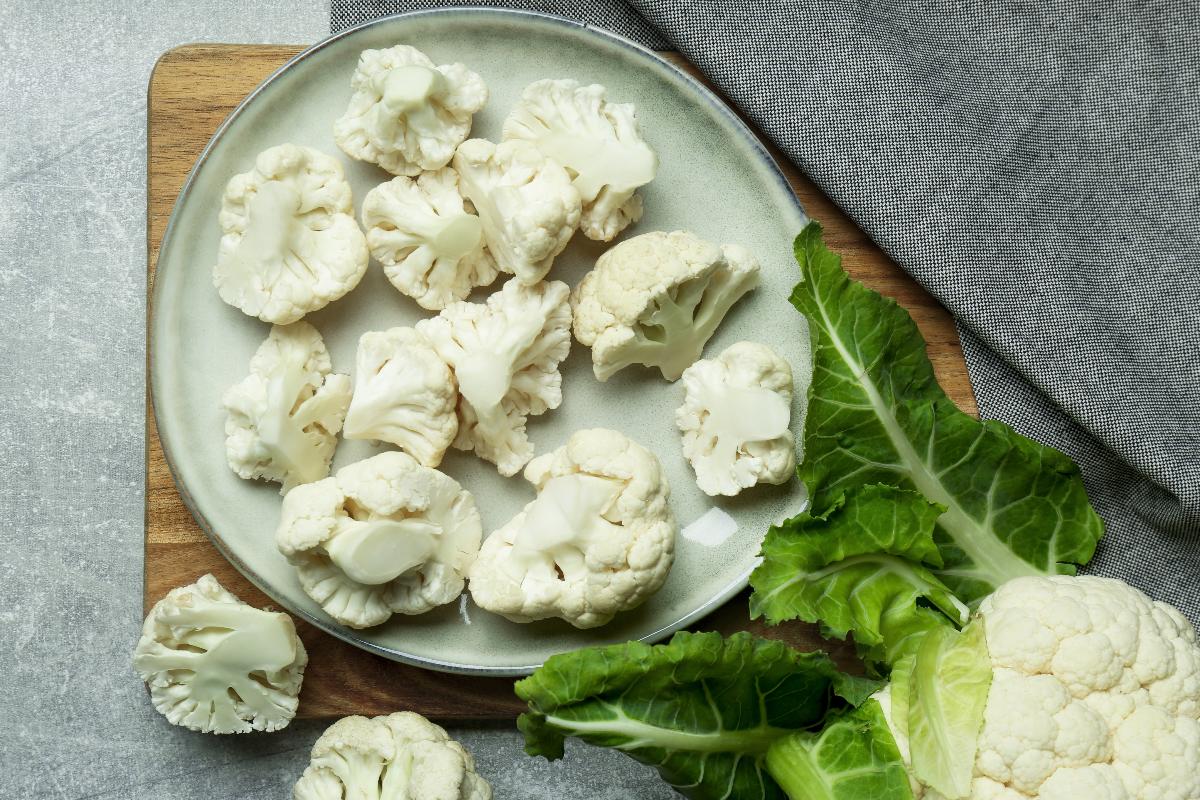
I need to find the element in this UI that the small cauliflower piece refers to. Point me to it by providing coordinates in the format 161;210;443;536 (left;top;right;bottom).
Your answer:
452;139;581;285
572;230;761;381
416;278;572;476
133;574;307;735
213;144;368;324
676;341;796;496
503;79;657;242
468;428;676;629
343;327;458;468
334;45;488;176
222;322;351;494
294;712;492;800
362;168;499;310
276;451;482;628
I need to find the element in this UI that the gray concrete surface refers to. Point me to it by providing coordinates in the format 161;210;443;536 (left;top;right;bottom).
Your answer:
0;2;671;797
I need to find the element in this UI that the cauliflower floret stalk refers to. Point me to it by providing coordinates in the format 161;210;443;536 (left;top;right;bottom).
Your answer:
334;45;488;176
362;168;499;310
294;712;492;800
276;451;482;628
503;79;657;242
572;230;761;381
222;321;351;494
468;428;676;629
417;278;572;476
133;574;307;735
213;143;368;324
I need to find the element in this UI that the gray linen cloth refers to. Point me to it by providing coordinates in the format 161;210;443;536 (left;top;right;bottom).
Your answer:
333;1;1200;620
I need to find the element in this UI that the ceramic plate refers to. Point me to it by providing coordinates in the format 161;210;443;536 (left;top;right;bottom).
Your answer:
151;8;809;675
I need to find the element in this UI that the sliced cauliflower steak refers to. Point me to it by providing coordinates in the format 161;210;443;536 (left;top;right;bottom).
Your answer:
133;574;307;734
276;451;482;627
468;428;676;629
334;45;488;176
214;144;368;324
417;278;572;476
504;79;657;242
572;230;761;381
222;322;351;494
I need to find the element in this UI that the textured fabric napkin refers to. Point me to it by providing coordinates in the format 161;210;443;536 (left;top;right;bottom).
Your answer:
332;0;1200;620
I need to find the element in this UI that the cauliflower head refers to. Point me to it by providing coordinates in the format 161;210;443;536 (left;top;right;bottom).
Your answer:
572;230;761;381
452;138;581;285
503;79;657;242
334;45;488;176
133;574;307;735
213;144;368;324
343;327;458;468
276;451;482;627
416;278;572;477
294;712;491;800
222;321;352;494
362;168;499;310
468;428;676;629
676;341;796;496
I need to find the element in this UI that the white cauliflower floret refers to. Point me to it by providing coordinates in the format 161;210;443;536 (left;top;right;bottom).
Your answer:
343;327;458;468
503;79;657;242
416;278;572;476
362;168;498;310
276;451;482;628
133;574;307;735
334;45;488;176
222;321;351;494
468;428;676;629
213;144;368;324
676;341;796;496
452;139;581;285
572;230;760;381
293;712;491;800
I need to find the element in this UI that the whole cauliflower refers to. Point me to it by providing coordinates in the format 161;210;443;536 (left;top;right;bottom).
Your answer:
361;168;499;311
334;45;488;176
468;428;676;629
133;574;307;734
222;321;352;494
213;144;368;324
343;327;458;468
452;139;581;285
416;278;572;476
572;230;761;381
294;712;491;800
676;341;796;496
503;79;657;242
276;451;482;628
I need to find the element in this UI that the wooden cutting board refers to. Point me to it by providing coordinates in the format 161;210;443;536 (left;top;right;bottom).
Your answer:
145;43;977;721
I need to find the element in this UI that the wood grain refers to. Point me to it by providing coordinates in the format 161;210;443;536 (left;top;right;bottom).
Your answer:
146;44;976;721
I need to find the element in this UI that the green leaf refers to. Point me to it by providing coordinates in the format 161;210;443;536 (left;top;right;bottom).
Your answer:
792;222;1103;604
764;700;914;800
516;631;880;800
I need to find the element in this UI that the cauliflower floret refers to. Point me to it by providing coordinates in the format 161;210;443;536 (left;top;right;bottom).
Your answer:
452;139;581;285
416;278;572;476
133;574;307;735
362;168;499;310
294;712;491;800
503;79;657;242
572;230;760;381
222;321;351;494
276;451;482;627
676;341;796;496
334;45;488;176
213;144;368;324
468;428;676;629
343;327;458;468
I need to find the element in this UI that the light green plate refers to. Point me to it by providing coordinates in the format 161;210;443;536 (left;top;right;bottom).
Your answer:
151;8;810;675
